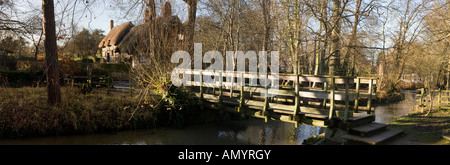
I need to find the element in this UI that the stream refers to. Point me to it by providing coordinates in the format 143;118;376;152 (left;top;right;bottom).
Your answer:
0;92;416;145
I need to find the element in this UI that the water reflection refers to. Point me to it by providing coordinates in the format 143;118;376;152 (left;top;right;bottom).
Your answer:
375;92;416;124
0;93;417;145
0;119;324;145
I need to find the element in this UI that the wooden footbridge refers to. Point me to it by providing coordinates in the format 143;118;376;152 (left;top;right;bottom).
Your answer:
176;69;404;145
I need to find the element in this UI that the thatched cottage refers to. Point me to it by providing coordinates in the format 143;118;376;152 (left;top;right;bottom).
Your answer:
98;20;134;64
98;2;183;68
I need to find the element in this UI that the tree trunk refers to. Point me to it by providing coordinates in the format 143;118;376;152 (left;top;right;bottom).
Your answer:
346;0;361;76
447;0;450;90
42;0;61;105
183;0;198;56
329;0;341;76
321;0;329;75
261;0;271;52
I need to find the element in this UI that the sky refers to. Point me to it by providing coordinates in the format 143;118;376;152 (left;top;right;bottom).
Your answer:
23;0;191;36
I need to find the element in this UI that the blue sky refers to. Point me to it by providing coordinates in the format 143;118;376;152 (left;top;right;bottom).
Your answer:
24;0;191;36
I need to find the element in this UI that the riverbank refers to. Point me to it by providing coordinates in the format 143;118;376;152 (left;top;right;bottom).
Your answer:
385;110;450;145
304;110;450;145
0;87;229;139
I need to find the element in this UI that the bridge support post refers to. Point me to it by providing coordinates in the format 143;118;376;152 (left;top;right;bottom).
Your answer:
230;71;234;98
367;79;373;114
322;82;328;108
199;71;204;110
218;71;223;109
293;73;300;128
262;73;270;123
328;77;336;122
438;88;441;111
420;88;425;113
354;78;360;113
344;78;351;122
238;73;246;114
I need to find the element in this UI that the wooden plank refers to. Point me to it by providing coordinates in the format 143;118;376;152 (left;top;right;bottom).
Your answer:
339;115;376;129
243;99;348;117
342;129;403;145
300;112;328;120
266;111;328;127
299;76;354;84
358;78;377;85
307;102;374;111
179;69;362;85
298;90;355;101
350;122;387;137
192;84;374;100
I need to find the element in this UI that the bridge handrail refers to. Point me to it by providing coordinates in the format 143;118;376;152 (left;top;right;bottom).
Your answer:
174;68;376;123
174;68;378;85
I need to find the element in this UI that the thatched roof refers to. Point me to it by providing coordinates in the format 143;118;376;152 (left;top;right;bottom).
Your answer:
117;16;182;55
98;22;134;48
117;24;151;54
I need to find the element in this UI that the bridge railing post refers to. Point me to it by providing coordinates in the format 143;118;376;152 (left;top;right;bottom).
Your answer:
420;88;425;113
438;88;441;111
322;82;328;108
354;78;360;113
238;73;245;113
199;70;204;109
218;71;223;108
294;73;300;116
328;77;335;121
230;71;234;98
344;77;350;122
367;79;373;114
262;73;270;122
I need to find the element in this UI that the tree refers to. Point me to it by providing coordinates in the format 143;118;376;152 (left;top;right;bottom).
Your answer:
42;0;61;105
379;0;427;92
329;0;344;76
63;28;104;58
0;35;28;56
183;0;198;56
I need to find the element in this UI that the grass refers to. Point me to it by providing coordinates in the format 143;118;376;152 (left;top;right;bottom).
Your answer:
0;86;231;139
0;87;155;138
388;110;450;145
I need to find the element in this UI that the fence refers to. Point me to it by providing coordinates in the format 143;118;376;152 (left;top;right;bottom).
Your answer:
416;88;450;113
64;66;134;96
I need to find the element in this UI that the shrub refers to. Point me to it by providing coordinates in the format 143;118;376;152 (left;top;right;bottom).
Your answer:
0;70;45;87
0;87;155;138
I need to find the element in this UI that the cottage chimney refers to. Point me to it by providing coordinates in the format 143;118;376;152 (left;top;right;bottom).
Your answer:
110;20;114;30
162;2;172;17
